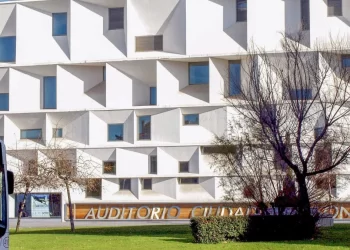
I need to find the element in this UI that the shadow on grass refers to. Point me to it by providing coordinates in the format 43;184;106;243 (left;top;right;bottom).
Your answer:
11;224;350;248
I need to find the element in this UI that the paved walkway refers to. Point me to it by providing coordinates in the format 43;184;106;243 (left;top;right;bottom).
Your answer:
10;218;189;228
10;218;349;229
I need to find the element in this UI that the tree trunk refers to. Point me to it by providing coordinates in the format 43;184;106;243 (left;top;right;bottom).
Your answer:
65;182;75;233
296;174;311;216
15;184;30;233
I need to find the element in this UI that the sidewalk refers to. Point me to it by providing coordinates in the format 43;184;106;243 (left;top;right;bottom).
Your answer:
10;218;189;228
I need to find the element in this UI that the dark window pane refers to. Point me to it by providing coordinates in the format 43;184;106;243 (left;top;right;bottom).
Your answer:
0;93;9;111
43;76;57;109
0;36;16;62
184;114;199;125
179;162;189;173
108;124;123;141
119;178;131;190
139;116;151;140
53;128;62;138
179;177;199;184
290;89;312;100
237;0;247;22
109;8;124;30
301;0;310;30
150;87;157;105
135;35;163;52
328;0;342;16
342;56;350;67
103;162;116;174
189;62;209;85
150;156;157;174
86;179;101;198
52;13;67;36
229;61;241;96
21;129;42;139
142;179;152;190
103;66;106;81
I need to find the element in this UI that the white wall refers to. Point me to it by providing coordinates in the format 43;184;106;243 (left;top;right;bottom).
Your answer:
16;1;70;64
57;65;104;110
186;0;247;55
70;0;126;61
157;60;209;106
9;68;41;112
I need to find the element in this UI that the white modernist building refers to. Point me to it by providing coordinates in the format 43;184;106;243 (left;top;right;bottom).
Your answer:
0;0;350;220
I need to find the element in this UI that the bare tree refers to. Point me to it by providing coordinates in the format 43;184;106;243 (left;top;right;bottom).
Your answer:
8;144;51;232
39;139;99;233
212;32;350;216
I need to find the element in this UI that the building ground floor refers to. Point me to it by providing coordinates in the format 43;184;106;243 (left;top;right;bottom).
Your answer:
8;192;350;221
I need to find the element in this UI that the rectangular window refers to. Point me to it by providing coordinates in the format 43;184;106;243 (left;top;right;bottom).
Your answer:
0;36;16;62
150;87;157;105
142;179;152;190
109;8;124;30
328;0;342;16
53;128;62;138
189;62;209;85
236;0;247;22
103;66;106;81
179;161;189;173
138;116;151;140
179;177;199;184
135;35;163;52
342;55;350;67
229;61;241;96
52;13;67;36
0;93;9;111
103;161;116;175
150;156;157;174
86;179;102;198
289;89;312;100
119;178;131;190
183;114;199;125
43;76;57;109
20;129;42;140
301;0;310;30
108;124;124;141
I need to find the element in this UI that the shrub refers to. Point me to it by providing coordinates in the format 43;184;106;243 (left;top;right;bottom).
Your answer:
245;215;318;241
190;215;318;243
190;216;248;243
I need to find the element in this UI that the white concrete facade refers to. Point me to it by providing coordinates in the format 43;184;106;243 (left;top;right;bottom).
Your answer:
1;0;350;219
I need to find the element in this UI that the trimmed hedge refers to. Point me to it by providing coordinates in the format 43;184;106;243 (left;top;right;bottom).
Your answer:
190;215;318;243
190;216;248;243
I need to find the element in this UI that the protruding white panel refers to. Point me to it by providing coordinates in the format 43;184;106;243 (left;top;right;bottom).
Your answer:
116;148;155;177
247;0;285;51
16;1;70;64
310;0;350;47
57;65;105;110
152;109;180;143
209;58;227;104
9;68;41;112
70;0;126;61
0;4;16;37
152;177;177;199
157;60;209;106
200;177;216;199
0;69;9;93
186;0;247;54
89;110;134;145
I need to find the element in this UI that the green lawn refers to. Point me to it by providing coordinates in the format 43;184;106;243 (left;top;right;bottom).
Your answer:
10;224;350;250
